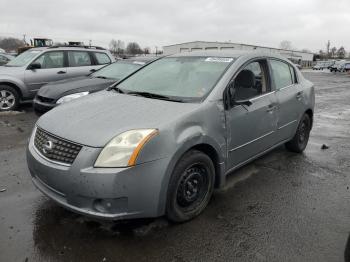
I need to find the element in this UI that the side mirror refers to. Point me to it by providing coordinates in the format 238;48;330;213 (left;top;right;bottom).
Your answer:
29;62;41;70
226;82;252;108
233;99;252;107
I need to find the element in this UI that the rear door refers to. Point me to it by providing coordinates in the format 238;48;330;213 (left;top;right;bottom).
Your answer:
24;51;67;97
269;59;304;142
66;50;99;78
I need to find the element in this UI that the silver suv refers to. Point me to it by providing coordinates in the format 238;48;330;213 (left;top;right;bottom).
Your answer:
0;46;115;111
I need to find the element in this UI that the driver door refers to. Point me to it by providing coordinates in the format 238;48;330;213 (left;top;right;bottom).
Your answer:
24;51;67;98
225;59;278;169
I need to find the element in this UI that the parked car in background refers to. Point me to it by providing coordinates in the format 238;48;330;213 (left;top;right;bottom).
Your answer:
344;63;350;72
0;46;114;111
33;57;157;113
330;60;347;72
313;61;334;70
27;50;315;222
0;53;14;66
312;63;324;70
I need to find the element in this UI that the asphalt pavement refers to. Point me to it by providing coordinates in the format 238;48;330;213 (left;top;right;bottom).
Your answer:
0;71;349;262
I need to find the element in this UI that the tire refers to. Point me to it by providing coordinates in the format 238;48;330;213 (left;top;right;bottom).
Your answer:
166;150;215;223
0;85;19;111
285;114;311;153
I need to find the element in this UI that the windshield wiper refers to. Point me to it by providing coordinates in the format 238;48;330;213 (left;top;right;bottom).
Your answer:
126;91;184;102
108;86;124;93
95;76;108;79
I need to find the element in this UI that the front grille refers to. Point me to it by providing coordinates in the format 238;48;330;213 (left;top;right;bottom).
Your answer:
34;128;82;165
37;96;55;103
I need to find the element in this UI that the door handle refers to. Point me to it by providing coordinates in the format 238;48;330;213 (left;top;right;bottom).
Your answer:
90;69;97;73
266;104;277;113
296;91;303;100
57;71;66;74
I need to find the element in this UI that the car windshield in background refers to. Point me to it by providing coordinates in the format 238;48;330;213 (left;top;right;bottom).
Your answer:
92;61;143;80
116;56;234;101
6;50;41;67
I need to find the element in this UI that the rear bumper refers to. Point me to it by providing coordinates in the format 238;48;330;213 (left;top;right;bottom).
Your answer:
26;133;170;220
33;97;56;113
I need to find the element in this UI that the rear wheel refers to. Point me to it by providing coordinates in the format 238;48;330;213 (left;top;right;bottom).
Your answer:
0;85;19;111
166;150;215;222
285;114;311;153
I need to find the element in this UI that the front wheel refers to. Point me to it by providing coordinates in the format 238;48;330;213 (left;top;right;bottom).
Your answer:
0;85;19;111
285;114;311;153
166;150;215;222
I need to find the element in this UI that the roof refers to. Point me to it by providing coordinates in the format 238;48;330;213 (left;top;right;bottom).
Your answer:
163;41;315;55
168;49;285;59
30;46;107;51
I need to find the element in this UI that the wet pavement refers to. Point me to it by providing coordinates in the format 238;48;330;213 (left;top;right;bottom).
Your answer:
0;71;349;262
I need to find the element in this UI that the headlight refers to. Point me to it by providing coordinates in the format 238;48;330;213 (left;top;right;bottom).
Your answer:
95;129;158;167
56;91;89;104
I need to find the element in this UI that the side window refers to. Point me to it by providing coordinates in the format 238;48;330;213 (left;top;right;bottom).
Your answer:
270;60;293;90
68;51;92;67
33;51;64;69
233;60;268;101
94;52;111;65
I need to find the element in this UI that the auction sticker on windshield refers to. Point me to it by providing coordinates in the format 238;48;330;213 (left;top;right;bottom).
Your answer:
205;57;233;63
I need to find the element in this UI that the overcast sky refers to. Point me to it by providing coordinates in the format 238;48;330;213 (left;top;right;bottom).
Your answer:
1;0;349;52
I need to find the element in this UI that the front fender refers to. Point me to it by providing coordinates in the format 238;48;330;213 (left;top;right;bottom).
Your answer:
0;76;28;98
156;127;225;216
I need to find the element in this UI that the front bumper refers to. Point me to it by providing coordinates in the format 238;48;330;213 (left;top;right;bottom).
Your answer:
33;97;56;114
26;135;170;220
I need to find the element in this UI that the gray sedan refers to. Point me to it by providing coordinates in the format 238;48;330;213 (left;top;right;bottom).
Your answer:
27;50;315;222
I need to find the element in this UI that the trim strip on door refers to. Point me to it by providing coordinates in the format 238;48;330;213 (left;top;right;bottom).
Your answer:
229;130;275;152
277;119;297;130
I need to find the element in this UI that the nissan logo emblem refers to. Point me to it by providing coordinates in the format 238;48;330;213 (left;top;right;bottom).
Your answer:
42;140;53;154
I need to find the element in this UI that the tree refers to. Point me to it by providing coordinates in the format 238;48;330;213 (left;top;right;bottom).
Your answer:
109;39;125;55
0;37;24;52
143;47;151;54
319;50;326;60
126;42;142;55
330;47;337;58
336;46;346;59
301;48;311;53
279;40;293;50
109;39;118;54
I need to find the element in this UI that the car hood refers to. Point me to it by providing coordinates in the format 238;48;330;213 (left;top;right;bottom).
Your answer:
37;76;117;99
37;90;200;147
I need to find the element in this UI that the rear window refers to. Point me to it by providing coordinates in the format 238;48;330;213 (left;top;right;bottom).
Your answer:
270;60;293;90
94;52;111;65
68;51;92;67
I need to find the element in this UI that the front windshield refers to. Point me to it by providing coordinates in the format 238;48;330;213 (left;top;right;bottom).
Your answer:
6;50;41;67
117;56;234;101
92;61;143;80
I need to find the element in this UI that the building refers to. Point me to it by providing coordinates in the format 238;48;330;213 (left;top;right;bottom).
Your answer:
163;41;314;67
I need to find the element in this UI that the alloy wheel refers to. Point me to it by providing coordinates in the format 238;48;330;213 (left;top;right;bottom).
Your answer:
0;90;16;110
